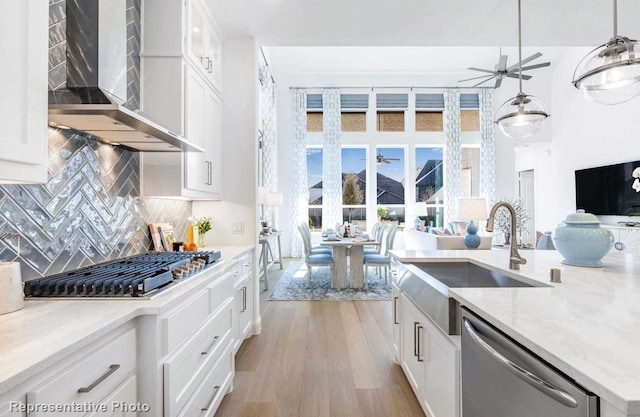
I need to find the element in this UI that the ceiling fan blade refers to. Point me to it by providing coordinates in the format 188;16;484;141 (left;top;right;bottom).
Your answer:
518;62;551;72
468;67;496;74
506;52;542;71
506;73;533;80
472;75;496;87
497;55;508;72
458;74;500;82
387;158;400;161
384;160;391;164
494;77;503;88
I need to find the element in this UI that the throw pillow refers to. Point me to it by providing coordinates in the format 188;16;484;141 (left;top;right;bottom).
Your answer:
457;223;468;236
436;230;448;236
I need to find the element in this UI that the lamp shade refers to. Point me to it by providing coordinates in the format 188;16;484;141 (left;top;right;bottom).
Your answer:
457;198;488;221
267;192;283;207
258;187;270;204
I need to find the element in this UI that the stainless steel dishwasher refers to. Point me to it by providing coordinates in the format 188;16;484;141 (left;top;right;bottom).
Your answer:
461;308;598;417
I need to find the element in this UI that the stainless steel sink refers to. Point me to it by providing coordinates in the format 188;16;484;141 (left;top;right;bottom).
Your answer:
396;261;547;335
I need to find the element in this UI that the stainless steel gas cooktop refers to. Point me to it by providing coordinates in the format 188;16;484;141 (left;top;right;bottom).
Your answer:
24;251;221;298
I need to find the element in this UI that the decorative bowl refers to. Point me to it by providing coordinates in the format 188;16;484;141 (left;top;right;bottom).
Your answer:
552;210;613;267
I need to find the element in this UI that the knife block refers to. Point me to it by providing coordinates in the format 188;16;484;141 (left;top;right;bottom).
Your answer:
0;262;24;315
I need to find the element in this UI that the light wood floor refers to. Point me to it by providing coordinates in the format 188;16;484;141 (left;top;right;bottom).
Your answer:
214;259;425;417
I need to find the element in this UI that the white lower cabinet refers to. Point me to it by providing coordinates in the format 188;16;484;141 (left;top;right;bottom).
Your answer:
399;292;460;417
0;325;138;417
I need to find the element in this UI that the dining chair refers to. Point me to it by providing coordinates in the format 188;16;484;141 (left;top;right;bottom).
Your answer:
297;224;335;288
299;223;332;254
363;224;398;288
364;222;386;255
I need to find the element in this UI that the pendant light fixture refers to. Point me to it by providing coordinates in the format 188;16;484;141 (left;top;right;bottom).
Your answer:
573;0;640;105
495;0;549;138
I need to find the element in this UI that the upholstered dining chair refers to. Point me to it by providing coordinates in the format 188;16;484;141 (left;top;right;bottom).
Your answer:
298;223;332;254
297;224;335;288
364;222;386;255
363;224;398;288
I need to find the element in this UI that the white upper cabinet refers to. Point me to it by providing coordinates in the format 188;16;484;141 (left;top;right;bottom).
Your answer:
187;0;222;91
141;0;223;199
0;1;48;183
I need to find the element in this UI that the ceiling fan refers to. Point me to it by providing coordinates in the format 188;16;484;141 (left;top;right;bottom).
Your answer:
361;153;400;165
458;49;551;88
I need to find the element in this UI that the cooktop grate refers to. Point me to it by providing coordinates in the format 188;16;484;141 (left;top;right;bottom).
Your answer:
24;251;221;297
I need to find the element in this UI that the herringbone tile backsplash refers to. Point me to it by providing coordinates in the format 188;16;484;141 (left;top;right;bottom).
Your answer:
0;129;192;280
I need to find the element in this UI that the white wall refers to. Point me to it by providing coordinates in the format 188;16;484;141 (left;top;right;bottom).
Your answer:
516;47;640;232
272;70;552;256
194;38;259;247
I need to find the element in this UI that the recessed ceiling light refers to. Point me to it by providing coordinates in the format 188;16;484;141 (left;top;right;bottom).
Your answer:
193;27;200;33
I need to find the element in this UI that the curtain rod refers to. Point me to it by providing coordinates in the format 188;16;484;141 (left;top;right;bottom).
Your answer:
288;86;494;90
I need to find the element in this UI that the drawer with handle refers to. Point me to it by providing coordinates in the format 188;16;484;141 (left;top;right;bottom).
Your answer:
26;328;136;416
237;252;252;276
207;269;235;316
163;289;210;354
177;341;234;417
164;299;233;417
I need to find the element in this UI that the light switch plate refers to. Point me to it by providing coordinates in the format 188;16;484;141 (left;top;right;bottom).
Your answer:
232;222;244;234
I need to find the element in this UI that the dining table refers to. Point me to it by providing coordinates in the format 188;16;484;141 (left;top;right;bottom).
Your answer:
320;236;380;289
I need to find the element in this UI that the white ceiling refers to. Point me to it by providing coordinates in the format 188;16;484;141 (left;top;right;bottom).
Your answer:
209;0;640;47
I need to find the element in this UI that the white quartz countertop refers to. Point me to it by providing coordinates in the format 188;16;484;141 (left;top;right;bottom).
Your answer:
390;249;640;415
0;245;253;394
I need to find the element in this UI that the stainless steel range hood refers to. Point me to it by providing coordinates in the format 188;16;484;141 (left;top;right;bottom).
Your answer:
48;0;203;153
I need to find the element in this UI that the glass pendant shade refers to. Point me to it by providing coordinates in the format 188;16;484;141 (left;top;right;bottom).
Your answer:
573;37;640;105
495;93;549;138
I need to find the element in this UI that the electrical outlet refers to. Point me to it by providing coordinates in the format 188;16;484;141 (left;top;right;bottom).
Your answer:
232;222;244;234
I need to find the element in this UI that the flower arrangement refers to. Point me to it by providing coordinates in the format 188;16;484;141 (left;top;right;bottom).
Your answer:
189;215;212;247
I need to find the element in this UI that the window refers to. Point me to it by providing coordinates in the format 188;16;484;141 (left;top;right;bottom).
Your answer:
461;147;481;198
376;147;405;224
341;94;368;132
415;147;444;203
460;94;480;132
307;147;323;230
306;94;323;132
377;94;407;132
416;94;444;132
342;147;367;229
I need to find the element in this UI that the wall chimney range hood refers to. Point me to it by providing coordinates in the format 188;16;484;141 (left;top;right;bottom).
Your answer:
48;0;203;153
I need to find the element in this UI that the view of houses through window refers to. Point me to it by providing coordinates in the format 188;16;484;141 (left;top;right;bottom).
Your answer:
305;91;480;232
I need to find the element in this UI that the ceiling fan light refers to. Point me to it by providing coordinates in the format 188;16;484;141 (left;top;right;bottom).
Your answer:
494;93;549;138
573;37;640;105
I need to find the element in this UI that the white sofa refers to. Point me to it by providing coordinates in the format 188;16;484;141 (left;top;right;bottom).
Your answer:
404;229;493;250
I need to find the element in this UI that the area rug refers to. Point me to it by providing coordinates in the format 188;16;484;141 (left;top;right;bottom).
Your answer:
267;261;391;301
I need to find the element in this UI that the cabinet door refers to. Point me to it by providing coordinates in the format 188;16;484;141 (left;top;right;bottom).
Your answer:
0;0;47;183
423;319;460;417
184;66;209;193
400;295;425;395
204;89;222;195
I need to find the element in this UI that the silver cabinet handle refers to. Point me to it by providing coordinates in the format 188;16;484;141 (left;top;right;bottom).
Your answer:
240;286;247;312
201;336;220;355
416;324;424;362
463;318;579;408
205;161;212;185
78;364;120;393
393;296;399;325
201;385;220;411
413;322;420;358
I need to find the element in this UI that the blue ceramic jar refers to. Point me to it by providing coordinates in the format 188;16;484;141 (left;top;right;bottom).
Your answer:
552;210;613;267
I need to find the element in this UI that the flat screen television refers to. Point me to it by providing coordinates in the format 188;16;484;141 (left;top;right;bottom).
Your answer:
575;161;640;216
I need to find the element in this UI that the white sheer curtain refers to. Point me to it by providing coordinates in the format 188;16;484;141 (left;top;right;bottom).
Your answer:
444;89;462;224
291;89;308;257
479;89;497;204
321;89;343;229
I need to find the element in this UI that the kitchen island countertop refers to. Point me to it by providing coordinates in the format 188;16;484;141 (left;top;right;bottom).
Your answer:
0;245;253;394
390;249;640;416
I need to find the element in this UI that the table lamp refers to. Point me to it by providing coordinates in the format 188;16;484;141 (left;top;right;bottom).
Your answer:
456;198;488;249
267;192;283;230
